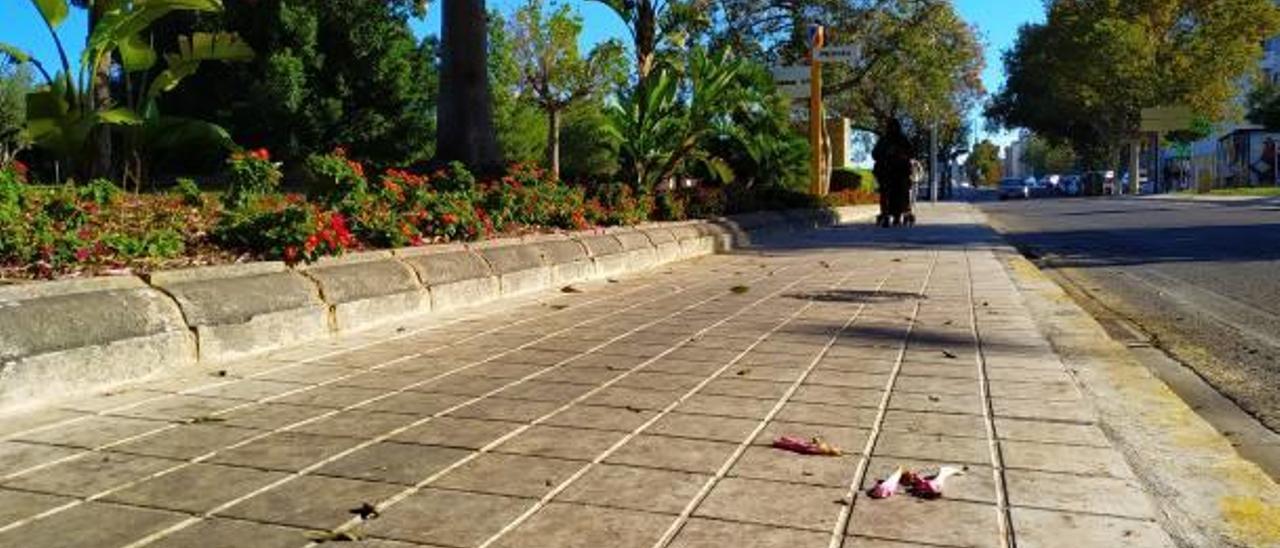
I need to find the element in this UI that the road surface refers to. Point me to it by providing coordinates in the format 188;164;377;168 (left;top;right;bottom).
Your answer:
980;195;1280;434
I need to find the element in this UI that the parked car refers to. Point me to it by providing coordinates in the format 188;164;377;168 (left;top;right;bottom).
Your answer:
998;178;1033;200
1059;175;1082;196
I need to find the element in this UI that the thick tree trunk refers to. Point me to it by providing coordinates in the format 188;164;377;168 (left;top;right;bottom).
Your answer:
87;4;113;181
436;0;503;173
546;108;560;179
635;1;656;80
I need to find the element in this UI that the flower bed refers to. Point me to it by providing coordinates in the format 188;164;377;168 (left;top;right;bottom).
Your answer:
0;152;830;280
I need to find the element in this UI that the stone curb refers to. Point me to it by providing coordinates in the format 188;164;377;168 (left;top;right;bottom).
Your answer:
0;206;877;412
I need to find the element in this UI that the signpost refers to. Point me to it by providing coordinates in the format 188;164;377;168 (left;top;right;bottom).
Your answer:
808;24;825;196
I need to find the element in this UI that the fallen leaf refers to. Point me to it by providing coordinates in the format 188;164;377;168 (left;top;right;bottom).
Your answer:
607;278;620;283
184;416;226;424
730;285;750;294
941;350;957;359
927;395;941;402
550;304;569;310
772;435;843;456
735;369;750;376
396;327;407;333
624;405;643;413
211;370;228;377
819;261;831;269
561;285;583;293
348;502;379;520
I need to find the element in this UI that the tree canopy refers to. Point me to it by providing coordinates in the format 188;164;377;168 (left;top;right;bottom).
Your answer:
988;0;1280;167
965;139;1001;186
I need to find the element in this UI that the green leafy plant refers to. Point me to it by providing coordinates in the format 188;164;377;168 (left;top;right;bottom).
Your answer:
223;148;281;209
173;177;202;207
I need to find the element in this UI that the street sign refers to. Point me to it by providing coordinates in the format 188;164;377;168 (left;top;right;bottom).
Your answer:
771;65;812;98
815;45;861;67
1141;106;1193;133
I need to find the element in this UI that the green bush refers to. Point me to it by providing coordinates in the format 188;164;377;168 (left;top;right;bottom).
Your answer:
223;148;282;208
173;178;203;207
78;178;122;205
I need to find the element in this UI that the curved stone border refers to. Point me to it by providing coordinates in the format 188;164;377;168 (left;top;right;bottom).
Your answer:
0;206;875;411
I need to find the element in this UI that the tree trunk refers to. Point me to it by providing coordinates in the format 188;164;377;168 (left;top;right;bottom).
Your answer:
546;108;561;179
635;0;656;80
87;3;113;182
436;0;502;173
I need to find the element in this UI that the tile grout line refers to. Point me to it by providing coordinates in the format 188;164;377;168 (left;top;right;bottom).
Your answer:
0;263;765;536
0;276;678;482
302;265;844;548
966;247;1016;548
119;260;811;548
646;260;900;548
1;273;675;444
825;251;940;548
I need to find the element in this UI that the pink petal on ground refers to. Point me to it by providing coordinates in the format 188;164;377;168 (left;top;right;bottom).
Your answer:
868;467;906;499
909;465;967;499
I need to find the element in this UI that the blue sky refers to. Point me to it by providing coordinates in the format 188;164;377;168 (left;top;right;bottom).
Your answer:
2;0;1042;145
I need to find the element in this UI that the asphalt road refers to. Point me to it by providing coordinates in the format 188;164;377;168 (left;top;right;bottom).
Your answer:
977;194;1280;433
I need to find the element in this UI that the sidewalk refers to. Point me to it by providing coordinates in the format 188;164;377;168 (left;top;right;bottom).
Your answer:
0;204;1244;547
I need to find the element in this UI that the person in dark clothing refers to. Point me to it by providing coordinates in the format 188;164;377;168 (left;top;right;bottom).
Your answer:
871;118;916;227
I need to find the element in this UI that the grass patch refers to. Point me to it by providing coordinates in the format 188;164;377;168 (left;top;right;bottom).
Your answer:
1179;186;1280;197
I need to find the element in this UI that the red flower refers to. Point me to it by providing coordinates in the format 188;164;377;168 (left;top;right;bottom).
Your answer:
442;213;458;225
75;247;91;262
283;246;299;263
10;160;28;182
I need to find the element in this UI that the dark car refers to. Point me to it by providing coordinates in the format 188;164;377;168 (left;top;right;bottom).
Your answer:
997;178;1032;200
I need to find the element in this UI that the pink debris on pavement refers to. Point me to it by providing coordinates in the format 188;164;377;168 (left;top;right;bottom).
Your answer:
771;435;844;456
868;467;906;499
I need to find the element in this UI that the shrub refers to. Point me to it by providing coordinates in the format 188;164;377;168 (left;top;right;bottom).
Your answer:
306;147;368;205
223;148;282;208
173;177;204;207
825;188;880;207
214;194;357;264
656;190;688;221
78;178;123;206
1;161;26;186
591;183;654;225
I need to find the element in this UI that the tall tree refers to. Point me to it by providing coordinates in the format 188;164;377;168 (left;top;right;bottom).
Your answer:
1024;134;1077;176
156;0;436;168
508;0;624;178
989;0;1280;168
0;59;31;164
965;139;1001;186
437;0;502;172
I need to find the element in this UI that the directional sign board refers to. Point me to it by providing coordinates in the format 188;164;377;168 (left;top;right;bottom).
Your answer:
815;45;861;67
1141;106;1193;133
771;65;812;99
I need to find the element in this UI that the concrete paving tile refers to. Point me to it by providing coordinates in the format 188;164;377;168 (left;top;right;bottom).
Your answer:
606;434;739;474
1001;440;1135;478
273;385;393;409
556;464;710;514
993;398;1096;425
694;477;846;531
860;458;996;504
675;394;778;420
728;365;806;382
146;518;315;548
582;386;681;410
873;431;991;465
729;445;859;486
988;380;1081;402
847;497;999;547
315;442;471;485
290;410;420;439
792;385;885;407
14;415;168;449
495;380;595;403
649;413;761;443
984;366;1076;383
111;395;248;421
3;451;178;497
390;417;521;450
494;425;626;461
189;379;310;401
543;404;658;432
994;418;1111;447
365;488;531;546
0;488;74;525
104;463;288;513
646;358;726;376
1005;469;1155;519
896;363;977;380
893;375;982;396
414;375;515;397
887;392;983;415
701;378;793;399
55;390;169;413
536;367;620;385
667;517;829;548
491;502;670;548
208;431;362;472
0;441;83;477
0;501;184;548
435;453;582;498
804;370;889;389
359;391;472;416
446;397;562;423
880;410;988;438
220;475;402;530
216;403;334;431
776;402;879;427
613;371;705;392
109;424;261;459
1010;508;1175;548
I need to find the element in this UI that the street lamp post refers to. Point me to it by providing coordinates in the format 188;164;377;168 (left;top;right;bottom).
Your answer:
930;122;939;203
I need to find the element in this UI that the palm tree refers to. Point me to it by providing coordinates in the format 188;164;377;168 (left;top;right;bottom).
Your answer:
436;0;502;172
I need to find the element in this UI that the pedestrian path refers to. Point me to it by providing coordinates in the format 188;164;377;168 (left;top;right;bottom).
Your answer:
0;204;1175;548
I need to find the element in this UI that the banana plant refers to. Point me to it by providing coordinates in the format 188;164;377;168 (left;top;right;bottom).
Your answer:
1;0;248;181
